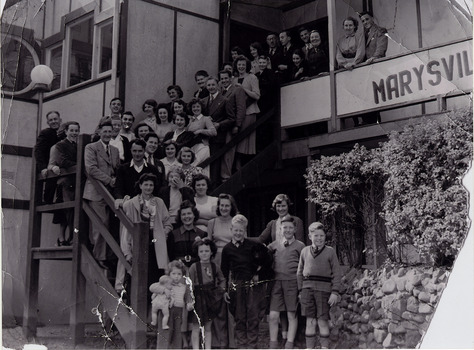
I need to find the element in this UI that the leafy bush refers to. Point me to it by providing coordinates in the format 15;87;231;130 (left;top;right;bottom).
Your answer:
381;108;472;265
306;108;472;267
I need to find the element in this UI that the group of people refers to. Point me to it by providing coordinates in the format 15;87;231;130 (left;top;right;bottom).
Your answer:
34;114;342;349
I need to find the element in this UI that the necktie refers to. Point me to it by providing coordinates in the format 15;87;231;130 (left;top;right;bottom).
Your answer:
284;241;289;247
106;145;110;157
209;95;214;105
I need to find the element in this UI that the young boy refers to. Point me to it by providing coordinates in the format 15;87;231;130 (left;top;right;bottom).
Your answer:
297;222;341;349
267;215;305;349
221;214;271;349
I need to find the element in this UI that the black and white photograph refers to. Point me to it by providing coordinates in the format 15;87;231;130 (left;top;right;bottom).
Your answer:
1;0;473;349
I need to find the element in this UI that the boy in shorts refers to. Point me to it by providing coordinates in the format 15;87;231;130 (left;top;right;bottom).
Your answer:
297;222;341;349
267;215;305;349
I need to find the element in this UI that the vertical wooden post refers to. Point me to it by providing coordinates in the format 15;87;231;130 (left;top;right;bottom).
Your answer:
23;156;42;340
71;134;90;346
327;0;338;132
129;222;149;349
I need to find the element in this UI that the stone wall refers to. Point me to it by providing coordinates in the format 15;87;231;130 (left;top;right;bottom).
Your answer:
329;265;449;348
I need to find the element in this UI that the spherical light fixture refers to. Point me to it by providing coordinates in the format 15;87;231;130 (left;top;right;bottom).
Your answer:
30;65;54;91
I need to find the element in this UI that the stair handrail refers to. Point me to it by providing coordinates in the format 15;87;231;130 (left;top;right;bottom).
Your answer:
197;107;276;169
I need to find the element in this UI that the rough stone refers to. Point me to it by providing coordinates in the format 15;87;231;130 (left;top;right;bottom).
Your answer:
374;329;387;343
382;279;397;294
388;322;406;334
407;296;419;312
411;314;425;323
359;333;367;342
406;330;422;347
425;282;437;293
339;299;348;308
408;273;423;287
390;299;407;321
401;320;419;330
347;323;360;334
402;311;412;320
382;333;394;348
370;308;382;320
413;287;422;297
396;278;406;292
436;282;446;292
360;324;369;333
421;276;431;287
375;288;385;298
360;311;370;323
405;281;414;292
351;315;361;323
398;267;407;277
418;291;431;303
367;332;374;343
381;294;397;310
374;300;382;309
430;294;438;305
418;303;433;314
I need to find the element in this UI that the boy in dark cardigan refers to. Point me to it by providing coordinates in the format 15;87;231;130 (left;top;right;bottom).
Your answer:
297;222;342;349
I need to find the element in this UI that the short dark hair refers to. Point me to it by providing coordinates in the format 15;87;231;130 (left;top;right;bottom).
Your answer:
168;260;186;274
358;11;373;18
64;121;80;131
281;215;296;225
195;70;209;80
133;122;151;138
138;173;157;185
343;16;359;32
187;98;204;114
176;200;200;226
279;30;291;38
142;99;158;112
231;46;245;56
192;238;217;259
99;121;113;129
298;26;309;34
130;138;146;150
191;173;211;194
272;194;293;210
218;69;232;79
144;132;159;143
122;111;135;121
292;48;304;60
216;193;239;217
46;111;60;119
249;42;264;56
206;76;219;85
174;112;190;127
167;85;184;98
233;55;252;73
110;97;123;105
156;103;172;123
171;100;188;115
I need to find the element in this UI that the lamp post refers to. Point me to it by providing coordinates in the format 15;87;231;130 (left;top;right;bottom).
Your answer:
30;64;54;136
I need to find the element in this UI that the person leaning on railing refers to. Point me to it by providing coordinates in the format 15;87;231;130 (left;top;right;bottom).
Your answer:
335;16;365;70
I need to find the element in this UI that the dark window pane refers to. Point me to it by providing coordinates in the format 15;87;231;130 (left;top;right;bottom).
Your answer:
50;45;62;90
69;17;93;86
1;36;35;93
100;22;113;73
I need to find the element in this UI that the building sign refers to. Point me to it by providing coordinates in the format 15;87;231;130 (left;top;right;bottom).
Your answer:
336;39;472;116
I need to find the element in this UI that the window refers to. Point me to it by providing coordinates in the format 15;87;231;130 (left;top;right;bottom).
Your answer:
99;21;113;74
1;34;38;94
68;16;94;87
47;44;63;91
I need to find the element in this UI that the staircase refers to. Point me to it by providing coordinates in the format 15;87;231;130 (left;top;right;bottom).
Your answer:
23;134;149;349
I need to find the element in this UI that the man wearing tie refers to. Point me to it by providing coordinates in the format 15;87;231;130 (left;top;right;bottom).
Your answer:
83;121;120;269
143;132;166;188
219;70;246;182
201;76;235;184
266;33;282;72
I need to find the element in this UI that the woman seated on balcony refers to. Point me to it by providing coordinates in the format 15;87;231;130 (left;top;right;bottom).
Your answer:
336;16;365;70
306;30;329;76
289;49;310;81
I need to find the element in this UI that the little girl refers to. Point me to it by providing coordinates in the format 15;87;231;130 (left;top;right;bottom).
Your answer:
149;275;174;329
188;238;226;350
157;260;194;349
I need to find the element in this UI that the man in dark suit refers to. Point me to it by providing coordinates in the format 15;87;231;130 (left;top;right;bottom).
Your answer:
266;32;283;72
219;70;246;181
143;132;166;187
114;139;163;204
201;76;235;184
193;70;210;99
278;30;296;83
83;121;120;268
360;11;388;63
34;111;62;203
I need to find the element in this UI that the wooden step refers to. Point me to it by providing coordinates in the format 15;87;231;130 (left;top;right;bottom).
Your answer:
31;246;73;260
36;201;76;212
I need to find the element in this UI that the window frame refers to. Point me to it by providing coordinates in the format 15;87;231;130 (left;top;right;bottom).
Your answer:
96;18;114;78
